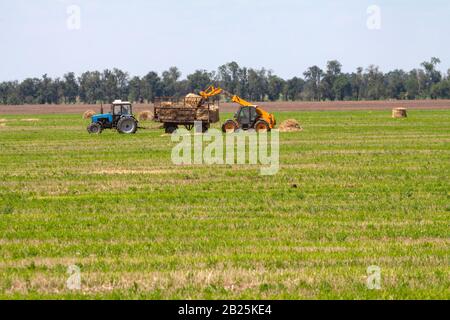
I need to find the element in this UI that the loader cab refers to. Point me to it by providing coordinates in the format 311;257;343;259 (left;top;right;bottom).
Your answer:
235;106;258;129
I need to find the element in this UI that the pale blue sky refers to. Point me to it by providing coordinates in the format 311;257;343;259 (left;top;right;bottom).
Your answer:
0;0;449;81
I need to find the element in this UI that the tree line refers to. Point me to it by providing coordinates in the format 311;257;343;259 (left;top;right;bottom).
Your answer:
1;58;449;105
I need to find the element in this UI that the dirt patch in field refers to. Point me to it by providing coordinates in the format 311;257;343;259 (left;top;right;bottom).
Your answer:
1;100;450;115
94;169;172;175
21;118;39;122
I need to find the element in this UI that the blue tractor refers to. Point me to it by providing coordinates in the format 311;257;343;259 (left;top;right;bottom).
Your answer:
87;100;139;134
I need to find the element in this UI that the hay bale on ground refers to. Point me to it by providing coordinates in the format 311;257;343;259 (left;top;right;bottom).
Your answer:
83;110;96;119
392;108;407;118
279;119;303;132
138;110;154;121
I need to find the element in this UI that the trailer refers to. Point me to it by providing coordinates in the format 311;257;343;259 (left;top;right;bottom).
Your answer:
153;95;220;133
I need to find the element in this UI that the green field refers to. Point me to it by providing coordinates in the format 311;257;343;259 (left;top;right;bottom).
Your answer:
0;110;449;299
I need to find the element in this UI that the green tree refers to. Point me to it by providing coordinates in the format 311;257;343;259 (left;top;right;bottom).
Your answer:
187;70;213;92
364;65;385;100
141;71;162;102
303;66;323;101
63;72;79;103
217;61;241;94
321;60;342;100
79;71;103;103
102;69;118;103
19;78;40;104
385;70;407;99
421;57;442;97
333;74;352;100
430;80;450;99
128;76;142;103
162;67;181;97
284;77;305;101
248;68;268;101
267;74;285;101
114;68;129;100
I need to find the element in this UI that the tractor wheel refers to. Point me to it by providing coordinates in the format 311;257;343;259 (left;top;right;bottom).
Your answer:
87;122;102;134
254;120;270;132
222;120;238;133
164;124;178;134
195;123;209;133
117;117;138;134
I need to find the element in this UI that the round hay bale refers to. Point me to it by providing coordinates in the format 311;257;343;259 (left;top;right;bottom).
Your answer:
83;110;96;119
392;108;407;118
279;119;303;132
138;110;154;121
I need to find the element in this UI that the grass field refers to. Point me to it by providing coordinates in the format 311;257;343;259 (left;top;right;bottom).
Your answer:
0;110;449;299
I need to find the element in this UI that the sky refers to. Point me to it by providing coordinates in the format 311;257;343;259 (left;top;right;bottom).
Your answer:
0;0;449;81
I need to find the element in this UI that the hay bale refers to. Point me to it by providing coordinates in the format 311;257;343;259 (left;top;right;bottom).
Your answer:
279;119;303;132
392;108;407;118
185;93;203;108
138;110;154;121
161;102;173;107
83;110;96;119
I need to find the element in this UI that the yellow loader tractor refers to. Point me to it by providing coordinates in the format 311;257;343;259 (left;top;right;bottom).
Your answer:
199;86;276;133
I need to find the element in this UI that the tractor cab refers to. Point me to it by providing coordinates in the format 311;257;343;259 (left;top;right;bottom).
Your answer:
111;100;133;123
112;101;132;116
87;100;138;134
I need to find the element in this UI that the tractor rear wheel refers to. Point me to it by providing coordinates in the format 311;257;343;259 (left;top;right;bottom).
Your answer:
117;117;138;134
222;120;238;133
254;120;270;132
87;122;102;134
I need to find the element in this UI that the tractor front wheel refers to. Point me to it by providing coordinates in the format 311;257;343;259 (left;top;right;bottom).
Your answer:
87;122;102;134
117;117;138;134
222;120;238;133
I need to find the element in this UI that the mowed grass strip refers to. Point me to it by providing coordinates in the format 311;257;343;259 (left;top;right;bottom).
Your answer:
0;110;449;299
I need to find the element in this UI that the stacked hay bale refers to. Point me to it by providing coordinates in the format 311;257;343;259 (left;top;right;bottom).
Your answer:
208;104;220;123
392;108;407;118
83;110;96;119
279;119;303;132
185;93;203;108
156;93;219;124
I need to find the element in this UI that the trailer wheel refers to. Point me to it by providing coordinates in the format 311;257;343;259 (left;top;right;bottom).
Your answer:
87;122;102;134
195;123;209;133
164;124;178;134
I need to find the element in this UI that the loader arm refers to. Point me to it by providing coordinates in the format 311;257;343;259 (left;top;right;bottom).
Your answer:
199;86;254;107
